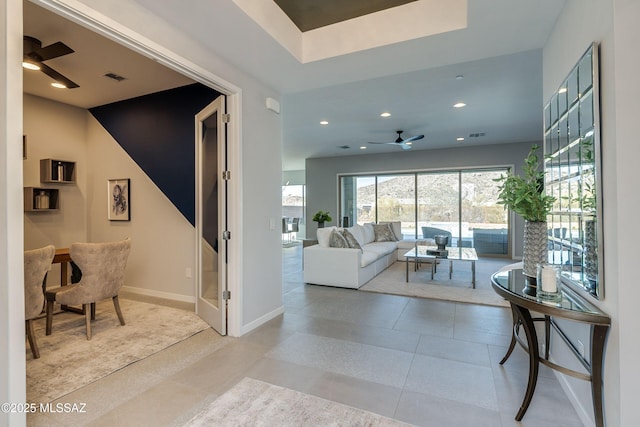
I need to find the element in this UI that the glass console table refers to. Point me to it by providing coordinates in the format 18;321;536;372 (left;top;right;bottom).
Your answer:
491;269;610;427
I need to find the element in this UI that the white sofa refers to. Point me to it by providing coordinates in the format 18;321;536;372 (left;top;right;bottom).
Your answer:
303;222;434;289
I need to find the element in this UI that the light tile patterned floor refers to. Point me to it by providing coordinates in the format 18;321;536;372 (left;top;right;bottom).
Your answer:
28;243;585;426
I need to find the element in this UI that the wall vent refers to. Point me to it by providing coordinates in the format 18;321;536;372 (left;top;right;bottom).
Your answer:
469;132;486;138
338;145;350;149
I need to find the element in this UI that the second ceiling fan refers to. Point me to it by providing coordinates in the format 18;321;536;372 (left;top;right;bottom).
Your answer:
368;130;424;150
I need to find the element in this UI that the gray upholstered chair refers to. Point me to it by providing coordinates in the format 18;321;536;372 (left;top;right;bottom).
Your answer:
24;244;56;359
421;226;452;241
45;238;131;340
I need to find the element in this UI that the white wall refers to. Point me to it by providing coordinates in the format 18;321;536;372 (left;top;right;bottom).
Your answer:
611;1;640;425
1;0;26;425
23;95;88;283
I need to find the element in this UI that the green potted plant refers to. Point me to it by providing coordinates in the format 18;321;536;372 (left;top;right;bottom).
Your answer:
312;210;332;228
494;145;555;280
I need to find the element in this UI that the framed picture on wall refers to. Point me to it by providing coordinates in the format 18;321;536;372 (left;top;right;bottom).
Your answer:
108;178;130;221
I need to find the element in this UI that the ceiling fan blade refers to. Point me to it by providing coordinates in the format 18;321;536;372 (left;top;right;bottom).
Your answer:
367;141;389;145
39;63;80;88
400;143;412;150
34;41;74;61
402;134;424;143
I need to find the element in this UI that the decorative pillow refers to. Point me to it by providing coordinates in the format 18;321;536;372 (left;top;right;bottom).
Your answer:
380;221;402;241
341;229;363;251
348;224;366;247
329;229;348;248
373;223;398;242
362;223;375;244
317;226;337;247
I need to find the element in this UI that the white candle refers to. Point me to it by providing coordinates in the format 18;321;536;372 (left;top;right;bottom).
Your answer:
540;266;557;293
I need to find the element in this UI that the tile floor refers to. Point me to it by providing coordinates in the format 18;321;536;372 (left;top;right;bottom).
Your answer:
28;243;585;426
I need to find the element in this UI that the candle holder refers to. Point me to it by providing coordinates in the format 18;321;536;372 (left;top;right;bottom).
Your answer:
536;264;561;301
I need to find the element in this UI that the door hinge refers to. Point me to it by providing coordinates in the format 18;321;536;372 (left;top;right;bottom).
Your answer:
222;113;230;123
223;230;231;240
222;170;231;180
222;290;231;300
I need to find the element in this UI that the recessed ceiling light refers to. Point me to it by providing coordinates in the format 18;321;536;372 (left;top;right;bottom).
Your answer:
453;102;466;108
22;61;40;71
51;82;67;89
455;75;464;80
360;146;367;150
320;120;329;125
380;112;391;117
558;87;568;94
456;137;465;141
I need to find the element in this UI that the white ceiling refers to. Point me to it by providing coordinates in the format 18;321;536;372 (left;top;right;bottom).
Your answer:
24;0;566;171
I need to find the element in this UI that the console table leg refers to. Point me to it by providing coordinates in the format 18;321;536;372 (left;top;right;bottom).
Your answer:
513;305;539;421
500;304;519;365
591;324;608;427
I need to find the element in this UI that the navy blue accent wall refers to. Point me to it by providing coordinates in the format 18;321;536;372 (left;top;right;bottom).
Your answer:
89;84;221;225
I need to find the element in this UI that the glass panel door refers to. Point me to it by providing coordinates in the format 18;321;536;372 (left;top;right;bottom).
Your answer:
195;96;226;335
376;174;415;239
417;172;460;246
461;170;509;255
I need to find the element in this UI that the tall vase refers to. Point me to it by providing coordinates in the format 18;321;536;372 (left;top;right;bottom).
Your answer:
523;220;548;280
583;219;598;292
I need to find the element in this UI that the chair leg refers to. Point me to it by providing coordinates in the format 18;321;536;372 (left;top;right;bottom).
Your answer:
113;295;126;326
84;304;92;340
45;299;54;336
91;302;96;320
26;319;40;359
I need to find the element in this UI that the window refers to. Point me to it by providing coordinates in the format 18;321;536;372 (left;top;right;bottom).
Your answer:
339;168;509;255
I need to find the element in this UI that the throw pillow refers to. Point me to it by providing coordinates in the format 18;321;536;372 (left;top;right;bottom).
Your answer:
317;226;337;247
341;229;363;251
373;223;398;242
380;221;402;241
329;229;348;248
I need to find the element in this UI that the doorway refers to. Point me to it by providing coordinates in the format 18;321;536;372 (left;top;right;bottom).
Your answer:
196;96;227;335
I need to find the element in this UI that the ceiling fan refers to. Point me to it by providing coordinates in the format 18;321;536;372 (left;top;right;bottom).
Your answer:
23;36;79;89
368;130;424;150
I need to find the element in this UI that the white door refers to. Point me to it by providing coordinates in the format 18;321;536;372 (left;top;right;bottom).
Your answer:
195;96;227;335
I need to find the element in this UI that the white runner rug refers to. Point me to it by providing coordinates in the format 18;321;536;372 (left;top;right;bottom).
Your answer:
184;377;413;426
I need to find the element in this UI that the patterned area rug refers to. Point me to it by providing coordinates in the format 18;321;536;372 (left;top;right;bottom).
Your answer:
360;257;511;307
26;298;211;403
184;377;412;426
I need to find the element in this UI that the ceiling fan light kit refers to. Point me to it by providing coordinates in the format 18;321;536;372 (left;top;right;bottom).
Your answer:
23;35;80;89
368;130;425;150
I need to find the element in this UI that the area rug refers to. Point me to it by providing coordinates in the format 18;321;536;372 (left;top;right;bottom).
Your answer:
26;298;211;403
360;257;511;308
184;377;412;426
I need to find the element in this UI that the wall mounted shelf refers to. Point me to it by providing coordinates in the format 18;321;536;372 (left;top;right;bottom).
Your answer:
40;159;76;183
24;187;59;212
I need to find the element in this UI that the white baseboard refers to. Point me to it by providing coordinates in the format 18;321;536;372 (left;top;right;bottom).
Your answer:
240;305;285;335
550;355;595;427
121;285;195;304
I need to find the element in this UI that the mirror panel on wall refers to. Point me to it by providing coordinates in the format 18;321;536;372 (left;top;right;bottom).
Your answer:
544;43;603;299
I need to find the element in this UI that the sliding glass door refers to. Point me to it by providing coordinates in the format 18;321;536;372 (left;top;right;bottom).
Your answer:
417;172;460;245
339;168;509;256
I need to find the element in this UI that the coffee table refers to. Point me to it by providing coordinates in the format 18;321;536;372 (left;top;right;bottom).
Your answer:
404;247;436;283
404;246;478;288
